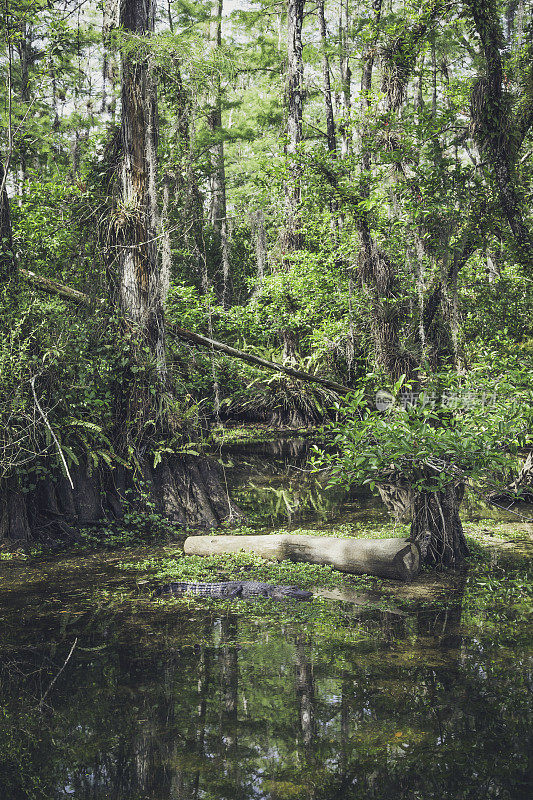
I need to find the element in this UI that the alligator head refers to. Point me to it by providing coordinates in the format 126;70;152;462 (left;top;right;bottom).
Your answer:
270;585;313;601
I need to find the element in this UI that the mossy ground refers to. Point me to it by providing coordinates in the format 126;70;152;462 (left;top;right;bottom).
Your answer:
1;497;530;646
108;517;532;633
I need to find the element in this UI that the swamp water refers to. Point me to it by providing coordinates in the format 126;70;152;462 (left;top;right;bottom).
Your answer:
0;438;531;800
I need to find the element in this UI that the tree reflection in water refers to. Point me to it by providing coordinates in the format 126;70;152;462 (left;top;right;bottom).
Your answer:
0;567;531;800
219;437;388;526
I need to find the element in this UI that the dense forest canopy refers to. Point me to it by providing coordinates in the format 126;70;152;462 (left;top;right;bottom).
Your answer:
0;0;532;563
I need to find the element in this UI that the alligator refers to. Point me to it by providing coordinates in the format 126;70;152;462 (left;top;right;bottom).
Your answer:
152;581;313;601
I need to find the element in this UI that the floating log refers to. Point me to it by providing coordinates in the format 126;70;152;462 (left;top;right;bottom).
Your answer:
184;534;420;582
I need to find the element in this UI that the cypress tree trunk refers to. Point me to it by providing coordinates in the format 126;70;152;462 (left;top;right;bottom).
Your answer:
112;0;241;527
284;0;305;251
467;0;532;267
318;0;336;153
357;1;411;380
117;0;166;381
1;160;31;541
207;0;232;308
338;0;351;157
15;21;31;191
0;165;16;280
411;481;469;567
252;209;267;294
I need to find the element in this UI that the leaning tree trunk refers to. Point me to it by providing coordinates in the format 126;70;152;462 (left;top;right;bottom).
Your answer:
410;481;469;567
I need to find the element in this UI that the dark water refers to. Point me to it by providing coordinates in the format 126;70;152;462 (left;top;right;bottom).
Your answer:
0;439;531;800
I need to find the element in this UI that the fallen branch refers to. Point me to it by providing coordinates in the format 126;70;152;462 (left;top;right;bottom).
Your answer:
39;637;78;709
30;374;74;489
19;268;104;307
19;267;353;396
167;324;352;395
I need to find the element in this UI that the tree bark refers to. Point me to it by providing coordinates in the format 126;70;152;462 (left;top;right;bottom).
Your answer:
284;0;305;251
0;488;31;542
338;0;351;156
115;0;167;382
207;0;232;308
15;21;31;191
0;165;16;280
410;482;469;567
467;0;533;267
357;1;412;379
318;0;336;153
252;209;267;294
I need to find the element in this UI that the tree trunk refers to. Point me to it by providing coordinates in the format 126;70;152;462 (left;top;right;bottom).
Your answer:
284;0;305;251
161;172;172;302
486;245;500;283
318;0;336;153
0;165;16;280
338;0;351;156
168;66;207;289
117;0;166;382
252;209;267;294
15;21;31;191
0;488;31;542
467;0;533;267
410;482;469;567
207;0;232;308
359;224;413;379
357;1;411;379
377;481;414;521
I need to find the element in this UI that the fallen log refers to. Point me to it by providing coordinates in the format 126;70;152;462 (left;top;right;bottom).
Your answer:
184;533;420;582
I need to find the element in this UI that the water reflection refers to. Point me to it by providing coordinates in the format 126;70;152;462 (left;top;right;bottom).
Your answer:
216;437;533;528
217;437;388;526
0;572;531;800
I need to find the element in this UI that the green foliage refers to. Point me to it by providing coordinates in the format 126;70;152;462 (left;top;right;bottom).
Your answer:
1;0;532;547
315;372;531;494
220;356;340;427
